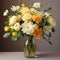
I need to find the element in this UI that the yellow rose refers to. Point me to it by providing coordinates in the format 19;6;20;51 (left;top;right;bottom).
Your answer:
4;26;10;31
22;13;32;22
9;16;17;25
20;7;30;15
12;32;17;36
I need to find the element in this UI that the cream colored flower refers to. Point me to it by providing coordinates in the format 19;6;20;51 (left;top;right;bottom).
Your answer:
11;5;20;11
43;12;51;18
43;26;52;34
22;13;32;22
3;9;9;16
14;23;21;31
33;2;41;8
30;8;38;14
21;22;35;35
20;7;30;15
48;18;56;27
9;16;17;25
30;8;43;16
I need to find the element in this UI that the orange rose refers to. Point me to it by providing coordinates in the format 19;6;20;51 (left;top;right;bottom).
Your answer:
33;28;42;39
32;14;42;23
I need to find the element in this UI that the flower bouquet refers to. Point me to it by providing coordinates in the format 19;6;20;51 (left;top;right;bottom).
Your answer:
3;2;56;58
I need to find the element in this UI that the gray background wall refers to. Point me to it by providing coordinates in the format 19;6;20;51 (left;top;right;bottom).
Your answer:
0;0;60;52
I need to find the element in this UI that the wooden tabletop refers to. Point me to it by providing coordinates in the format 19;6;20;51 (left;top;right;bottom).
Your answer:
0;52;60;60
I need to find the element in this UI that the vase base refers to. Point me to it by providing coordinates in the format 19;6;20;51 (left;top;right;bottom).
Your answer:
24;56;36;58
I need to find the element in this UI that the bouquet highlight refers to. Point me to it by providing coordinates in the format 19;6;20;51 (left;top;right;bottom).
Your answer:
3;2;56;45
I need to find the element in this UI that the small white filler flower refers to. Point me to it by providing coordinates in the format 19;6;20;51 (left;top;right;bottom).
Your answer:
33;2;41;8
3;9;9;16
10;5;20;11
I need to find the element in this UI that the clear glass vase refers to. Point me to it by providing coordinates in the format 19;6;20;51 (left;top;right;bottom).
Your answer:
24;37;36;58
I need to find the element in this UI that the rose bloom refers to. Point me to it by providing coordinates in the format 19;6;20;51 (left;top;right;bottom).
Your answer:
32;14;42;23
9;16;17;25
48;18;56;27
20;7;30;15
14;23;21;31
22;13;32;22
33;28;42;39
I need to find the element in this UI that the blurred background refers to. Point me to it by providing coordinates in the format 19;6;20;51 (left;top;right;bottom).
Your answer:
0;0;60;52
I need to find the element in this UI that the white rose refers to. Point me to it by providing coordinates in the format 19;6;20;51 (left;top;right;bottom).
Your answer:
48;18;56;27
9;16;17;25
11;5;20;11
14;23;21;31
33;2;41;8
22;13;32;22
3;9;9;16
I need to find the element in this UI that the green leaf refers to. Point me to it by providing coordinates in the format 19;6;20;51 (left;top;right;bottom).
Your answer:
38;18;45;28
52;28;55;32
17;32;21;38
12;36;17;41
3;32;10;38
10;29;16;32
48;33;52;37
43;35;52;45
5;21;9;25
45;21;50;26
44;7;52;12
48;41;52;45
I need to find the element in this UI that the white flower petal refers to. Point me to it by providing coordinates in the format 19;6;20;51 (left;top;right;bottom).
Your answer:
33;2;41;8
9;16;17;25
14;23;21;31
21;22;34;35
3;9;9;16
11;5;20;11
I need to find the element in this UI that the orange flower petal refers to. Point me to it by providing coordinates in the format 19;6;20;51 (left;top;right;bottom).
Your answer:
32;14;42;23
33;28;42;39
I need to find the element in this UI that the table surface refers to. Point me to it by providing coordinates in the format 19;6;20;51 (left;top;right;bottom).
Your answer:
0;52;60;60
